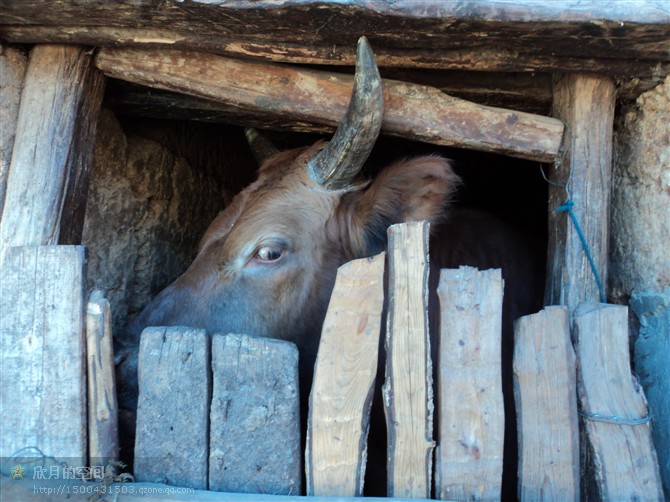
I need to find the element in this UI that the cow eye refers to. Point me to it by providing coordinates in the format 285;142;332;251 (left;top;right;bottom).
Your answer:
254;245;284;263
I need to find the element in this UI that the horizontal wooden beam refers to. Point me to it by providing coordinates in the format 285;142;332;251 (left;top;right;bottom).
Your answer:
1;1;669;75
95;47;564;162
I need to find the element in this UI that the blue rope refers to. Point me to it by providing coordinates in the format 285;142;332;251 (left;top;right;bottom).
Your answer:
555;200;607;303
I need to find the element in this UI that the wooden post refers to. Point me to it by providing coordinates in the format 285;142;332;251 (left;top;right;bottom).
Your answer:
546;74;615;314
210;333;301;495
384;222;434;499
513;306;579;500
134;326;211;490
86;290;119;467
0;246;87;467
573;303;664;500
435;266;505;500
306;253;385;497
0;44;105;247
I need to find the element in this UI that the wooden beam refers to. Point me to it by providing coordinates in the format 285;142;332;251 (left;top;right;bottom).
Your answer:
95;47;564;163
384;222;434;499
306;253;385;497
545;73;615;313
0;44;105;247
435;266;505;500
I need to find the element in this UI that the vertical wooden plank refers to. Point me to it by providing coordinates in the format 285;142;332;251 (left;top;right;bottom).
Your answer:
435;266;505;500
210;333;301;495
86;290;119;467
573;302;664;501
513;306;579;500
306;253;386;497
0;246;87;467
134;326;211;490
0;44;28;219
384;221;434;499
546;74;615;313
0;44;105;247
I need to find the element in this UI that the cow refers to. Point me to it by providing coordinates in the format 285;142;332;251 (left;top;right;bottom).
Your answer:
115;37;545;496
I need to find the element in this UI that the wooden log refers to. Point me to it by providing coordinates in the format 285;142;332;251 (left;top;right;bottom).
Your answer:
0;44;28;219
435;266;505;500
134;326;211;490
545;74;615;314
306;253;386;497
86;290;119;467
513;306;579;500
94;47;564;163
0;44;105;248
0;246;87;467
573;302;664;501
383;222;434;499
209;333;301;495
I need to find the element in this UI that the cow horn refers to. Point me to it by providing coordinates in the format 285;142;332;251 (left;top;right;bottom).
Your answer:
244;127;279;165
307;36;383;190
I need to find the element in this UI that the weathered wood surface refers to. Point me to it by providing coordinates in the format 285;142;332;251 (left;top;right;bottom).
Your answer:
0;44;27;219
383;222;434;499
573;303;664;501
545;74;615;314
513;306;579;501
210;334;301;495
435;266;505;501
95;47;564;163
0;246;87;467
2;1;669;75
86;290;119;467
306;253;385;497
134;327;211;490
0;44;105;247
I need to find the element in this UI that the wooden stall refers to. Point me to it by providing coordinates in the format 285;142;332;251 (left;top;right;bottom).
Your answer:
1;1;669;500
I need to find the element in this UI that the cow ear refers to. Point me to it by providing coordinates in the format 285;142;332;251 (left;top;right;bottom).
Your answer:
338;156;461;258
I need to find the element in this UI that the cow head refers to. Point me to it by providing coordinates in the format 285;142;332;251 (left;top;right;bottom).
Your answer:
116;37;460;410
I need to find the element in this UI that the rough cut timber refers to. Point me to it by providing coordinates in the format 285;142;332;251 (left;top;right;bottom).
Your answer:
86;290;119;467
95;46;563;163
513;306;579;500
134;326;211;490
0;44;105;247
572;302;664;501
306;253;385;497
384;222;434;499
1;1;669;75
545;74;615;314
209;333;301;495
435;266;505;501
0;246;87;468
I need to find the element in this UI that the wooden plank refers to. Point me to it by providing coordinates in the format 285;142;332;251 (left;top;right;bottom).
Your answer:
306;253;386;497
86;290;119;467
1;1;669;74
383;222;434;499
513;306;579;500
0;245;87;467
210;333;301;495
435;266;505;500
134;326;211;490
545;74;615;314
573;302;664;501
95;47;564;163
0;44;28;219
0;44;105;247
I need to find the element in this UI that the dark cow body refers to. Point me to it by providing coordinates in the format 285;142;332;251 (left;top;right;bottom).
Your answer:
114;38;545;497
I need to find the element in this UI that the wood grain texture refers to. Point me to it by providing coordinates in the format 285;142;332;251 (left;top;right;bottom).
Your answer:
435;266;504;500
95;47;564;163
306;253;385;497
384;222;434;499
513;306;579;501
573;302;664;501
0;44;105;247
0;245;87;466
